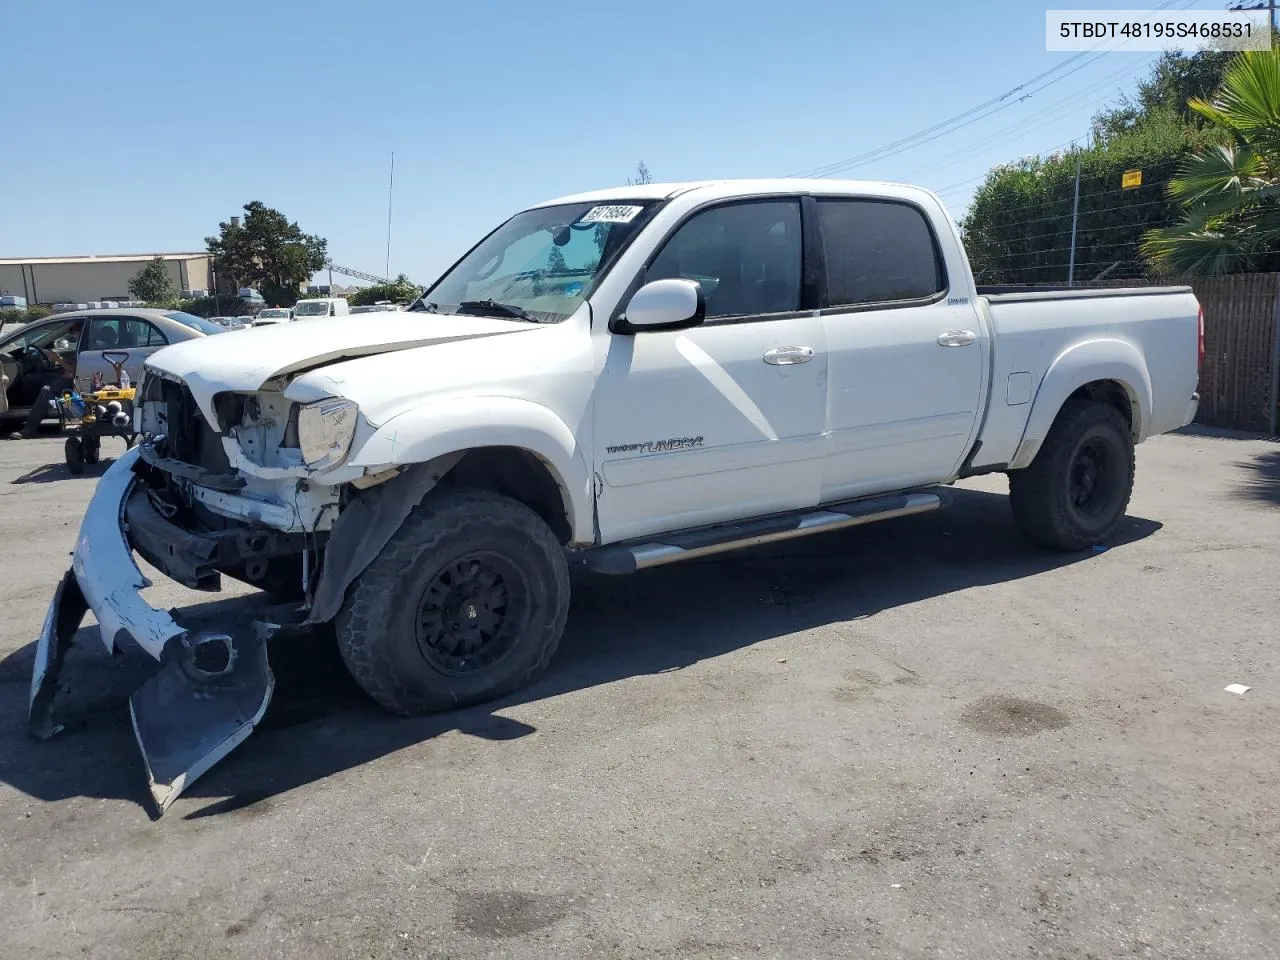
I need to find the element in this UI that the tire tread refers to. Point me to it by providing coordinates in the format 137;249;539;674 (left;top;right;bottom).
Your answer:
1008;398;1135;551
336;488;569;715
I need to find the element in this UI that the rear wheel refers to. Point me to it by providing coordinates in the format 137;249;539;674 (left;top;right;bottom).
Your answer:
81;437;101;464
64;437;84;475
336;488;570;715
1007;399;1135;551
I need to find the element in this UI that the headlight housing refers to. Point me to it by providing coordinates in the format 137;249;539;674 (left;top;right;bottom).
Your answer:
297;397;358;469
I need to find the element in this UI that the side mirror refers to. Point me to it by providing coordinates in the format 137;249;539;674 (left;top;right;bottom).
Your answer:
612;278;704;334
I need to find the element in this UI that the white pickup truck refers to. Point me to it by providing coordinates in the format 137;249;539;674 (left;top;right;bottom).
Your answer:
29;179;1202;811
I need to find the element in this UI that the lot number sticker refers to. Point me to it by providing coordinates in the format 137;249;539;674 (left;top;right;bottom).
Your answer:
579;205;643;224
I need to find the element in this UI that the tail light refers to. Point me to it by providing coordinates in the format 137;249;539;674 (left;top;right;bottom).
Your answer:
1197;305;1205;376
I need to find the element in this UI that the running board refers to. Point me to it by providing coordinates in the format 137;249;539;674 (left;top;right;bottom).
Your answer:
582;489;949;575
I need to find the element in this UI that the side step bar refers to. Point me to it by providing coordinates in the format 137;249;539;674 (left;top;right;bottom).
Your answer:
582;489;949;575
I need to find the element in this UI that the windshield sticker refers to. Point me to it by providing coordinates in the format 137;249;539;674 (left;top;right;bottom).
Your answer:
579;204;643;224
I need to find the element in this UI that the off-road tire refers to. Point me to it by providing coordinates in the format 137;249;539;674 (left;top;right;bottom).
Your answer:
1008;399;1135;552
336;488;570;715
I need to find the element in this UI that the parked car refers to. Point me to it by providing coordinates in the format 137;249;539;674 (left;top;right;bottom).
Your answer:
31;178;1202;811
292;297;350;318
253;307;293;326
207;316;248;331
0;307;222;429
350;305;396;314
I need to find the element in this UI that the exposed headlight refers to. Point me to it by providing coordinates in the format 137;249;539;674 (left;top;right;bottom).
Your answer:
297;398;358;469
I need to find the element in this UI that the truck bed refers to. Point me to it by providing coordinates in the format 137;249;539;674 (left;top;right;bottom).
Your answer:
977;284;1192;302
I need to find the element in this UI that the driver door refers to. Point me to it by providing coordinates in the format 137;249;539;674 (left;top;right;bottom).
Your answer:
0;315;87;409
592;198;828;542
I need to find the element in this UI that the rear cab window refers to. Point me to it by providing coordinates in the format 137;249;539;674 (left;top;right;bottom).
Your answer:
816;199;945;307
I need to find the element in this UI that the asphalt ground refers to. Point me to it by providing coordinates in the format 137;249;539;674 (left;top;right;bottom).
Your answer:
1;427;1277;959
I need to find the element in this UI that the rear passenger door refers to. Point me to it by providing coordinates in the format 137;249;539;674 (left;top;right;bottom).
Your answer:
816;197;986;501
77;316;170;386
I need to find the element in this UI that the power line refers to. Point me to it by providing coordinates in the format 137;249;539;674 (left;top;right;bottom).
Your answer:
785;0;1188;179
913;55;1163;190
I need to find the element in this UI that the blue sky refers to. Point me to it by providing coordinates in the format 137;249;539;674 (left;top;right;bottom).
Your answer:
1;1;1215;283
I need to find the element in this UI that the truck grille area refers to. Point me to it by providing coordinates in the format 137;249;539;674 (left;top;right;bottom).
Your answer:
142;376;232;474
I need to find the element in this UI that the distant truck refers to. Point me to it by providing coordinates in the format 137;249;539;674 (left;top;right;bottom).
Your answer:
292;297;349;319
30;178;1202;812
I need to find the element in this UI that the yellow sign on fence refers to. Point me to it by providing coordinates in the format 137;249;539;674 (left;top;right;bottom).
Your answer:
1122;169;1143;189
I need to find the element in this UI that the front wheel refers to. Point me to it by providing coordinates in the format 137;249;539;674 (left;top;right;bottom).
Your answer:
336;488;570;715
1007;399;1135;551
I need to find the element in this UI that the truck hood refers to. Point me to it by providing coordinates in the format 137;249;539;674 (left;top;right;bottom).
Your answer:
145;313;532;418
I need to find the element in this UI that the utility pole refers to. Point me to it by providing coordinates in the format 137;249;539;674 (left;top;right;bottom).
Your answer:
1067;155;1082;286
1228;0;1277;32
385;152;395;282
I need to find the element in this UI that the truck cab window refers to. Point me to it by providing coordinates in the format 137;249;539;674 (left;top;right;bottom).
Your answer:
817;199;943;306
648;200;802;319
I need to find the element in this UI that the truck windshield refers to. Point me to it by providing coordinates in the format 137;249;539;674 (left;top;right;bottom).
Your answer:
418;201;656;323
294;301;331;317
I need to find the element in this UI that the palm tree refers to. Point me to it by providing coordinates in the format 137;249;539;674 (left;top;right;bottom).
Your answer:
1142;50;1280;275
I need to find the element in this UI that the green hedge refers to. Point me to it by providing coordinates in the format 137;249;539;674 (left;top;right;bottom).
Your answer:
962;115;1224;283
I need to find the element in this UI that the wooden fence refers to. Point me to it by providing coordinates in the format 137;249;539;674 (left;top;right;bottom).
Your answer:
1185;273;1280;433
1083;273;1279;432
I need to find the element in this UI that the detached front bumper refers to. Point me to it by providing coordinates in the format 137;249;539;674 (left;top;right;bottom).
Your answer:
28;447;278;815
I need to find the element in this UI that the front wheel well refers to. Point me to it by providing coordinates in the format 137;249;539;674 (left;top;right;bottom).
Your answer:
438;446;573;543
1067;379;1136;438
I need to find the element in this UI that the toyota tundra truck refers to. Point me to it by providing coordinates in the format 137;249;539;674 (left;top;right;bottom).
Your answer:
29;179;1203;812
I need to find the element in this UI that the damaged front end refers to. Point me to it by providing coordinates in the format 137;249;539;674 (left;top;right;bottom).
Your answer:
29;361;461;815
28;446;300;814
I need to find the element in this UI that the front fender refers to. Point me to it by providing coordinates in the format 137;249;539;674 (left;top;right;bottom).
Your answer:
349;396;593;544
1009;338;1152;470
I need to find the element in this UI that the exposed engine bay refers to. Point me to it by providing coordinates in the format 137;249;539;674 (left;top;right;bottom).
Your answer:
29;371;450;813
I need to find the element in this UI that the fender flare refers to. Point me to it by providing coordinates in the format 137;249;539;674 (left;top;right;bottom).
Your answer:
349;396;593;544
1009;339;1152;470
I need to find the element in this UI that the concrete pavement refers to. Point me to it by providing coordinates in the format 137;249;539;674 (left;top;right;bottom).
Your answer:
1;428;1277;959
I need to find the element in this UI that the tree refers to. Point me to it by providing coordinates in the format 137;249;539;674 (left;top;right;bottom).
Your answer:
1092;49;1237;145
347;273;423;306
962;114;1221;284
128;257;178;305
627;161;652;186
1143;50;1280;276
205;201;328;307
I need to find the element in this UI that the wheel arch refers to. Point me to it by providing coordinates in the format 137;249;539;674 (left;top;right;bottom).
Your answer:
349;396;593;545
1009;339;1151;471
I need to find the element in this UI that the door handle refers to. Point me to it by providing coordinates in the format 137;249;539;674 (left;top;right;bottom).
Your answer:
763;345;814;365
936;330;976;347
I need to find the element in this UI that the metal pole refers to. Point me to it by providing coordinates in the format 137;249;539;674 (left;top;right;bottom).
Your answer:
1067;156;1082;286
1269;278;1280;435
385;151;395;282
